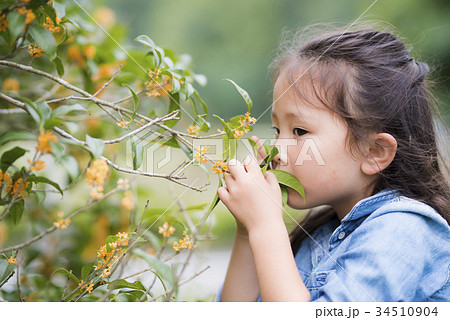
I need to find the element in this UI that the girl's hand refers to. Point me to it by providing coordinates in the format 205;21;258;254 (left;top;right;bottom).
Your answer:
217;155;283;235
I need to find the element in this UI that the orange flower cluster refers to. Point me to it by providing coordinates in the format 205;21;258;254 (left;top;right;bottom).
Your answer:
187;125;200;136
121;190;135;211
79;280;94;293
115;121;129;129
212;160;230;178
194;146;210;164
12;178;29;198
0;170;13;194
158;222;175;238
144;68;173;98
17;7;35;25
86;158;109;200
28;45;44;58
42;15;61;33
0;14;8;32
93;232;129;280
233;112;257;139
53;212;70;230
117;178;130;190
36;131;57;153
173;232;195;252
7;256;17;264
28;159;46;172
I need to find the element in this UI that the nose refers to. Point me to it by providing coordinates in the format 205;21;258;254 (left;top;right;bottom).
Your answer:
271;140;288;169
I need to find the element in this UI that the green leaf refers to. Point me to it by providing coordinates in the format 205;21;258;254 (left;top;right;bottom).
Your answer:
0;0;15;11
53;56;65;77
247;138;259;156
0;146;27;172
267;169;305;200
51;268;80;285
260;144;279;174
281;186;288;207
122;84;139;123
0;259;16;285
131;135;143;170
224;78;253;112
108;279;146;292
0;131;35;146
133;248;174;288
213;115;237;160
184;82;195;101
205;178;222;220
10;199;24;225
85;134;105;160
165;92;180;128
135;35;164;67
24;101;41;127
35;100;52;125
197;114;210;133
29;24;57;60
7;11;25;41
81;262;95;281
59;155;79;181
44;117;65;129
28;174;63;196
51;104;87;118
193;91;207;114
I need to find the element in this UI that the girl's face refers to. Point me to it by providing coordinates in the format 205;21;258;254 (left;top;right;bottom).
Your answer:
271;75;375;220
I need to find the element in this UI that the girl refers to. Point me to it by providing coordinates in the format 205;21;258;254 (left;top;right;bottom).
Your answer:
216;24;450;302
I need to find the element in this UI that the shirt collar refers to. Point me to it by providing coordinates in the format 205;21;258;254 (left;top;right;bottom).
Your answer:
340;189;401;223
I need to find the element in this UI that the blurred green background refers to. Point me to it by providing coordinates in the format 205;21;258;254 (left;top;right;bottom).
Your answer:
104;0;450;124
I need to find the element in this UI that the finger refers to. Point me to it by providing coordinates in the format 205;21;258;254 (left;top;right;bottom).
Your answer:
265;171;280;191
224;173;236;188
227;158;246;180
242;154;261;175
250;136;266;162
217;186;230;204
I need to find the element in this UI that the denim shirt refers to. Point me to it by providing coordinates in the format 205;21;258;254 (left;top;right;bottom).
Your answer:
217;189;450;302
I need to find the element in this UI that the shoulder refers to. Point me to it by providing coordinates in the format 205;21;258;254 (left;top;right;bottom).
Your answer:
364;195;450;241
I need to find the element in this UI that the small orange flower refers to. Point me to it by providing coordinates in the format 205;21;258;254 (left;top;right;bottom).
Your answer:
0;14;8;32
187;125;200;136
212;160;230;178
28;45;44;58
36;131;57;153
158;222;175;238
173;232;195;252
42;15;61;33
7;256;17;264
194;146;210;164
121;190;134;211
28;159;46;172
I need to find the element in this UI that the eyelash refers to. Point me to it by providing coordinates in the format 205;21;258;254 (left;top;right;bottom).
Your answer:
272;127;308;137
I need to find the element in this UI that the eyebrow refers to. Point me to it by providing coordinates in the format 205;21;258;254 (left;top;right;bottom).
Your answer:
271;110;308;121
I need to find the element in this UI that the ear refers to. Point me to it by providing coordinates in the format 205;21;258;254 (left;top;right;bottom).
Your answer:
361;133;397;175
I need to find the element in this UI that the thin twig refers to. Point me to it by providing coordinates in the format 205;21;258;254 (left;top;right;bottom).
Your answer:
146;266;210;302
0;187;121;254
92;64;122;98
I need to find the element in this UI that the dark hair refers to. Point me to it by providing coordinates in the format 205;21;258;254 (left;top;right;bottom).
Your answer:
270;23;450;254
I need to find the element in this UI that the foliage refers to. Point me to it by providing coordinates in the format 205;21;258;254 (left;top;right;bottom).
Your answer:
0;0;302;302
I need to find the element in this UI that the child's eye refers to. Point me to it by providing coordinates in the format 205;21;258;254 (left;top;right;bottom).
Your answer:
293;128;308;136
272;127;280;136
